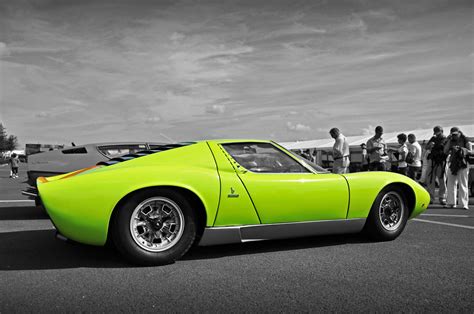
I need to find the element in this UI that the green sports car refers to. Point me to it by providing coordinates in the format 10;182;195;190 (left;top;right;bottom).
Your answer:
37;140;430;265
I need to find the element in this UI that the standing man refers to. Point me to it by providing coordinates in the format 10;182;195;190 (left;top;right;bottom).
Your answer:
366;126;387;171
443;127;472;210
395;133;409;176
407;134;422;180
425;126;447;205
329;128;350;174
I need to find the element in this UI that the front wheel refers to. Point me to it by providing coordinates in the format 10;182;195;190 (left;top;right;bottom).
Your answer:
365;187;409;241
111;189;197;266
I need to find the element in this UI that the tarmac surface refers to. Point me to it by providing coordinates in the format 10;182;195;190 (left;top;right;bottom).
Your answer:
0;165;473;312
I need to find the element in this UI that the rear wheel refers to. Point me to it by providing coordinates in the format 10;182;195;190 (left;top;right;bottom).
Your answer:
365;187;409;241
112;189;197;266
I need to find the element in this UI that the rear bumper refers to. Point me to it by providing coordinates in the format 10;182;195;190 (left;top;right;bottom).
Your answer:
29;186;68;241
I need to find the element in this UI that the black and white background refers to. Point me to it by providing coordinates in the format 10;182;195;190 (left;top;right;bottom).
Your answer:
0;0;473;312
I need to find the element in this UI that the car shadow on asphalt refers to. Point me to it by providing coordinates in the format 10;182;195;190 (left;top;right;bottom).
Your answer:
0;229;371;271
0;230;129;270
0;206;48;220
183;233;371;261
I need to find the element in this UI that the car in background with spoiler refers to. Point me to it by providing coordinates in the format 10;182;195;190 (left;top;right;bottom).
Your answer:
21;142;166;202
25;142;167;187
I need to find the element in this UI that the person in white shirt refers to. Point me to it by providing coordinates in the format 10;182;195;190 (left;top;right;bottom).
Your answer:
395;133;409;176
329;128;350;174
360;143;369;171
407;134;422;180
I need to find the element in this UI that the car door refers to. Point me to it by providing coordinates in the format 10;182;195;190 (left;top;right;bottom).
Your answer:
220;142;349;224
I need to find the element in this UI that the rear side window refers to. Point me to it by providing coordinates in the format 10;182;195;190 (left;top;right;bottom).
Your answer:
222;142;309;173
98;144;147;158
62;147;87;154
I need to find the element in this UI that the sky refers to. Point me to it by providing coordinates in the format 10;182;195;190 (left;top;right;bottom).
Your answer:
0;0;473;146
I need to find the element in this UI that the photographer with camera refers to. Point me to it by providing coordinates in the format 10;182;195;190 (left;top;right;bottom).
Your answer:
443;127;472;210
366;126;388;171
425;126;447;205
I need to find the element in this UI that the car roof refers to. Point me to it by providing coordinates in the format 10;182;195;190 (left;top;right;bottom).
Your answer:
205;139;272;144
60;142;168;149
62;140;274;150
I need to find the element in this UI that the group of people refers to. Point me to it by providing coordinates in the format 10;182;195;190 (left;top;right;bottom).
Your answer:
330;125;472;210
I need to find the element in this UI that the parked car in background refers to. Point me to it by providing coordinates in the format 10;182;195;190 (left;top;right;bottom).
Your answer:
26;142;166;186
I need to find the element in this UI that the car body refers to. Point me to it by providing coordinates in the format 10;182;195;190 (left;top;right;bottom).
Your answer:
26;142;166;186
36;140;430;265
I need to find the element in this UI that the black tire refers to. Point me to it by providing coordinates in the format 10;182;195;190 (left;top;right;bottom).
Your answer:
111;188;197;266
365;186;409;241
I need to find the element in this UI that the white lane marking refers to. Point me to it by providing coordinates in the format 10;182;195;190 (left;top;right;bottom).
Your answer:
413;218;474;230
420;214;469;218
0;200;35;203
0;220;54;233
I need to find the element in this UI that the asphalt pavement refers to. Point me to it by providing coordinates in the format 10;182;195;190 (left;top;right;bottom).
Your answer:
0;166;473;312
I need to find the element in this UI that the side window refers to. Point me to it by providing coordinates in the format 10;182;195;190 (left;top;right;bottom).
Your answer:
222;143;309;173
98;144;146;158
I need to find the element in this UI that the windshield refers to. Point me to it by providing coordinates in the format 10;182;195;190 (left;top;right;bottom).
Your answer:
286;150;329;173
222;142;310;173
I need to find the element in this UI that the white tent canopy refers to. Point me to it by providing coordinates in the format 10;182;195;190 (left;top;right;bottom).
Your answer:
279;124;474;150
1;150;26;158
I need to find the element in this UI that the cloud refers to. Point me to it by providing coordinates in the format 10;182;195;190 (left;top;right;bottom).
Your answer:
197;46;254;62
167;43;252;83
362;52;402;61
362;125;375;135
65;99;88;107
287;122;311;132
358;10;398;23
170;32;185;43
7;46;71;54
35;111;50;118
269;23;327;38
145;116;161;124
336;15;368;34
0;42;9;57
205;104;226;114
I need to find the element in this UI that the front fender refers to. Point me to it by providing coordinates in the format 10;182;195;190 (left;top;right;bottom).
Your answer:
343;172;430;219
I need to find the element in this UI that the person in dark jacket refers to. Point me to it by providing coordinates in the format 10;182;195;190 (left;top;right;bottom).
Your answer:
443;127;472;209
366;126;388;171
425;126;447;205
9;153;20;179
